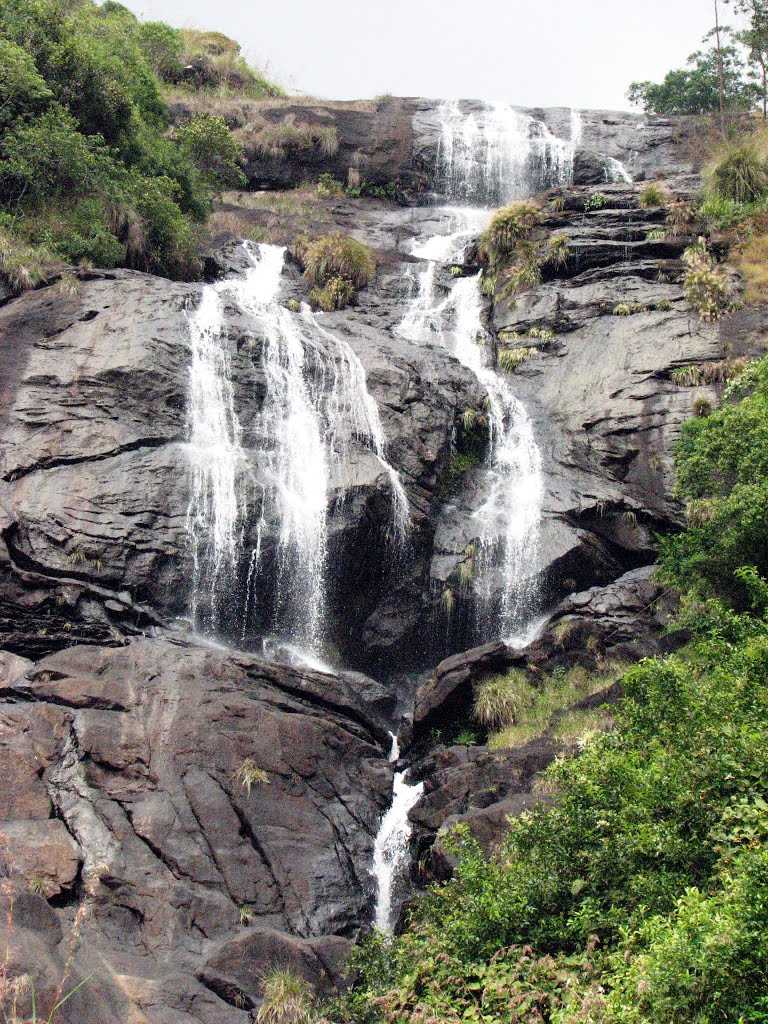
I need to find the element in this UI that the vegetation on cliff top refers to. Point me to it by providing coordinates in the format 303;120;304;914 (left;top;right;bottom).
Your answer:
0;0;277;287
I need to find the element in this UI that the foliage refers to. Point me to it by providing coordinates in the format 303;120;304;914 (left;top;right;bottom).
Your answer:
709;137;768;202
177;27;282;98
0;0;253;279
498;346;537;373
236;758;269;795
473;670;530;729
340;352;768;1023
301;233;375;290
316;172;344;198
639;182;668;208
0;229;54;292
176;113;245;189
682;241;731;320
544;232;569;267
256;969;313;1024
660;355;768;603
628;38;757;114
584;192;608;211
309;276;355;311
480;202;539;267
249;116;338;160
734;231;768;301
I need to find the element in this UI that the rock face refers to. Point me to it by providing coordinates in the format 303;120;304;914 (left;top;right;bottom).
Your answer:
0;637;393;1021
169;96;697;194
0;95;760;1022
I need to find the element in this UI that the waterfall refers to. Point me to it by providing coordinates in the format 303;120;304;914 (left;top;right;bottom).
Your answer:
186;278;248;634
371;734;424;933
436;100;575;205
398;102;556;642
604;156;633;183
186;242;408;655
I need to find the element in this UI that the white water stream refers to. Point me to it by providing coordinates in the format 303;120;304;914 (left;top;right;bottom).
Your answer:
371;733;424;933
186;242;408;656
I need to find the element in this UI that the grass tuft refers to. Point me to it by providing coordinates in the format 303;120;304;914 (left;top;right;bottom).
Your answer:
236;758;269;795
256;969;313;1024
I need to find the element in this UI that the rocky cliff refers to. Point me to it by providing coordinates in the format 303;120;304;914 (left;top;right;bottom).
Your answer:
0;97;757;1023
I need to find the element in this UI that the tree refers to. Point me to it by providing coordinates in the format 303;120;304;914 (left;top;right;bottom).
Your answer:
727;0;768;118
175;114;246;189
628;36;756;115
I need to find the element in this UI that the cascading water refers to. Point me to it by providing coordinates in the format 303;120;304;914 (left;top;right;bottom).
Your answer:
436;100;576;205
371;734;424;933
186;242;408;657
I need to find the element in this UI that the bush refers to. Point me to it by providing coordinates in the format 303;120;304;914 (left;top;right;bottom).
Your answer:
710;141;768;204
639;182;668;208
498;346;537;373
176;113;245;189
309;276;354;311
480;202;539;266
734;233;768;304
256;969;313;1024
136;20;183;81
302;233;375;289
0;230;54;292
682;241;731;321
0;37;52;127
249;115;338;160
473;671;529;729
660;355;768;604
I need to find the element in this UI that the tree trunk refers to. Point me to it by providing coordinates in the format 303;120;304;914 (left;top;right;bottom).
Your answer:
714;0;727;135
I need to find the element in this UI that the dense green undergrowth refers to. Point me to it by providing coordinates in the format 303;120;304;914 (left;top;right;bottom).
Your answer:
0;0;269;286
329;358;768;1023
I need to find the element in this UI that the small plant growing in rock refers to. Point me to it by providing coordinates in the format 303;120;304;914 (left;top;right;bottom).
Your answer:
666;200;696;236
458;557;476;590
500;246;542;298
236;758;269;795
584;192;608;211
646;228;667;242
256;968;313;1024
239;905;255;926
498;346;537;373
316;172;344;198
454;729;479;746
309;276;354;311
544;233;569;267
671;365;703;387
480;202;540;266
449;265;463;277
693;396;713;417
613;303;632;316
682;241;730;322
655;298;673;311
302;233;375;290
639;182;668;208
473;671;529;729
284;298;301;313
480;271;497;297
441;587;455;616
528;326;555;343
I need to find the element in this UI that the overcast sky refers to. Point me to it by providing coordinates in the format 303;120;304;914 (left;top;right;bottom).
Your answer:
123;0;728;111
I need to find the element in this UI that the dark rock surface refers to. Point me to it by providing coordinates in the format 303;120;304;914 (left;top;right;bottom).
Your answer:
0;637;392;1021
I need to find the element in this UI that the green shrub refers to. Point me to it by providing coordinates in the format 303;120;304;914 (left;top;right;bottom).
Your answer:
498;346;537;373
0;37;52;127
544;232;569;267
613;302;632;316
302;233;375;289
176;113;245;189
710;141;768;204
639;182;668;208
250;116;338;160
137;21;184;81
584;192;608;211
682;241;731;321
309;275;355;311
0;230;53;292
316;172;344;198
480;202;539;266
660;355;768;603
256;969;313;1024
473;670;530;729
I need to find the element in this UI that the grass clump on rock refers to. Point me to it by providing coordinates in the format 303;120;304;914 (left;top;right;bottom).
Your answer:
479;202;540;266
256;969;313;1024
296;232;375;311
639;182;669;208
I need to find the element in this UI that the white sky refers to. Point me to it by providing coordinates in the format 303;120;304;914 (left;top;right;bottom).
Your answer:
123;0;730;111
